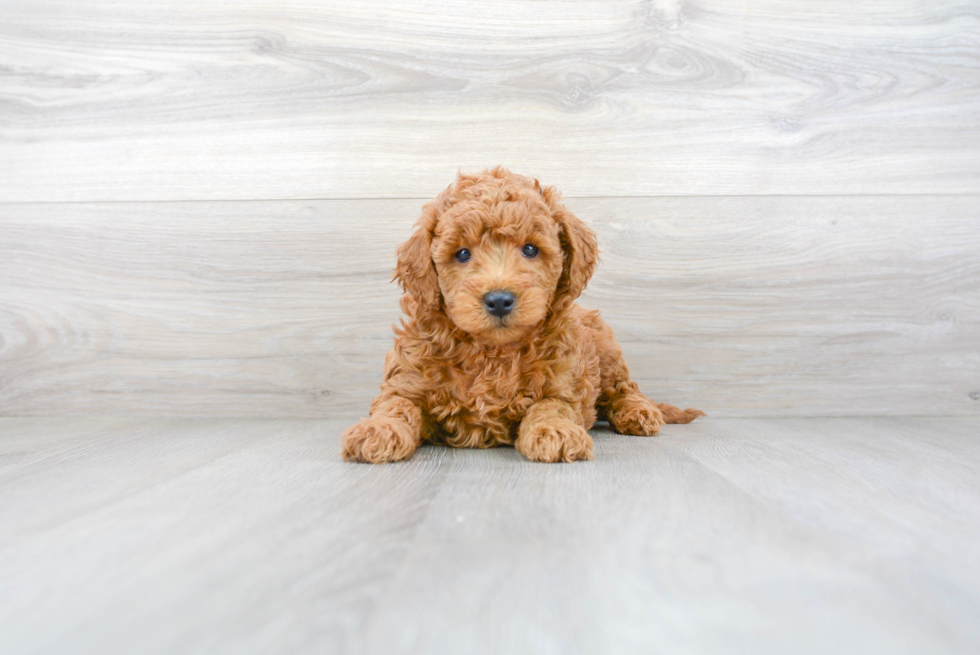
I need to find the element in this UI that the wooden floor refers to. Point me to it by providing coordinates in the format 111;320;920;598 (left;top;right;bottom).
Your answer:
2;417;978;654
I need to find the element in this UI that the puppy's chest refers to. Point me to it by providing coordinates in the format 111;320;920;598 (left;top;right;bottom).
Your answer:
453;358;539;416
428;356;542;444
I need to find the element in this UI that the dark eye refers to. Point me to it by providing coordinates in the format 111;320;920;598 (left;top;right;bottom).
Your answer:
522;244;539;258
454;248;472;263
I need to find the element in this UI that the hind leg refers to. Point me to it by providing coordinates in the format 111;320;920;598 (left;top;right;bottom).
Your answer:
579;309;703;436
602;367;665;436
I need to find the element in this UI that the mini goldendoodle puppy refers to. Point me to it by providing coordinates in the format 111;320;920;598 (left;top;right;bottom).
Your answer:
343;167;703;463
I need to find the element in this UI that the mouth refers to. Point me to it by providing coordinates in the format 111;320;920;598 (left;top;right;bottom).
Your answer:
448;290;528;341
480;321;523;345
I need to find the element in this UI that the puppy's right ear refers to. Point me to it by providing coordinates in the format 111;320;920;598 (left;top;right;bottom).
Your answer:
394;201;441;314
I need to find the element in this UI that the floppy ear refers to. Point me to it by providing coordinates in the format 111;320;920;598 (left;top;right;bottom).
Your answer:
542;186;599;311
394;201;441;315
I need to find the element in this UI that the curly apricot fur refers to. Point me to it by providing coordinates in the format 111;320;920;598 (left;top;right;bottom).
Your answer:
341;167;703;463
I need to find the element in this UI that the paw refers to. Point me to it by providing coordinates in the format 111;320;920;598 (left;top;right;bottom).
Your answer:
516;419;594;463
341;417;419;463
608;395;664;436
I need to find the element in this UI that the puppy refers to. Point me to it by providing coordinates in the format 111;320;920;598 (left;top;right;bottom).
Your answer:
342;167;702;463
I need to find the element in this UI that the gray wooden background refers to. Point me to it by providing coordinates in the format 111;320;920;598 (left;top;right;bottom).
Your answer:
1;0;978;418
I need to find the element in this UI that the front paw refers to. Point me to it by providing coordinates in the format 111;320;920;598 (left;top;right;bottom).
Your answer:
516;419;594;463
608;395;664;436
342;417;419;463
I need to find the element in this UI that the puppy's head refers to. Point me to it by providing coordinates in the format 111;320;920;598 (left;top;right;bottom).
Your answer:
395;167;598;344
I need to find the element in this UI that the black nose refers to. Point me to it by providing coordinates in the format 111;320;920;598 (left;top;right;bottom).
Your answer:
483;290;516;318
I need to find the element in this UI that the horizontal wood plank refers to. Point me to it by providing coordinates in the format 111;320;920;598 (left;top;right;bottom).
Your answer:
1;195;977;417
1;0;978;201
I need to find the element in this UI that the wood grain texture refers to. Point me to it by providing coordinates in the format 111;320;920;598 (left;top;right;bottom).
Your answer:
1;416;978;653
1;195;977;418
1;0;978;201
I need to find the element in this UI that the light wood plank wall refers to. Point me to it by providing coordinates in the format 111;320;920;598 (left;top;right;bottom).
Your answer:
1;1;978;417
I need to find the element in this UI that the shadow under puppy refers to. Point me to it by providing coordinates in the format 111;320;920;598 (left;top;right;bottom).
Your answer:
343;167;703;463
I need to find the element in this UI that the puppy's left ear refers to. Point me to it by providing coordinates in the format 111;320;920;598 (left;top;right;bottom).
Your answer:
542;186;599;309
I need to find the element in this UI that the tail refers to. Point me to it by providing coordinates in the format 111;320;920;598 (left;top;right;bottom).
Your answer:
657;403;706;424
